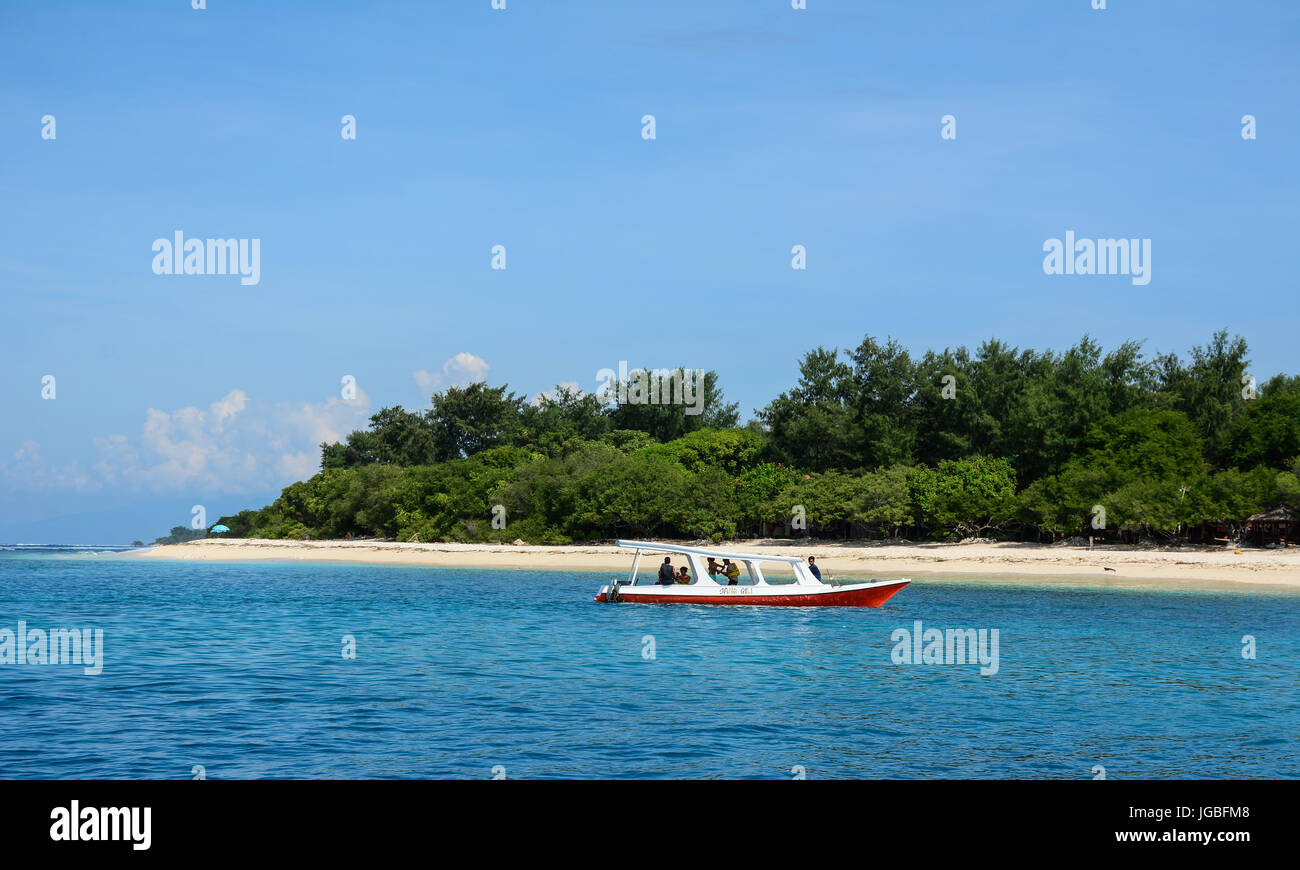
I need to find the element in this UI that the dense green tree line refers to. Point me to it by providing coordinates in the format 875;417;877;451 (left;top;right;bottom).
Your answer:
152;526;208;545
213;333;1300;544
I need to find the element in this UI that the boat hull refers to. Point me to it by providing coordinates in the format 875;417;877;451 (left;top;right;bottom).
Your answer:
594;580;908;607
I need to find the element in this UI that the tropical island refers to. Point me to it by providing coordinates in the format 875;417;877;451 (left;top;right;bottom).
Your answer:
138;331;1300;584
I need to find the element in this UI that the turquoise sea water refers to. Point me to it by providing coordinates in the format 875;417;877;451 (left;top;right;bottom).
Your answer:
0;550;1296;779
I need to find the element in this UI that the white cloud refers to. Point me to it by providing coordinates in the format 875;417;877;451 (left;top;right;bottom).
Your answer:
3;357;489;499
5;440;91;491
413;352;489;394
3;387;373;497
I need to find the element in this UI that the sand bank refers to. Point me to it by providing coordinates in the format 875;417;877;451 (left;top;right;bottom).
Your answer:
124;538;1300;592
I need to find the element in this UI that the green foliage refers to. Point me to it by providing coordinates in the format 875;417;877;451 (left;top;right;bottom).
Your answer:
604;369;739;441
1224;390;1300;471
427;383;527;461
151;526;208;545
907;456;1018;538
760;335;1158;484
644;428;764;475
758;346;858;472
320;406;436;468
516;385;611;457
600;429;658;454
733;462;801;530
209;331;1298;545
1021;410;1212;536
1154;330;1250;462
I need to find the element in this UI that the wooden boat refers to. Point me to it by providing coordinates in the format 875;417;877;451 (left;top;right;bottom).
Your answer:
594;540;908;607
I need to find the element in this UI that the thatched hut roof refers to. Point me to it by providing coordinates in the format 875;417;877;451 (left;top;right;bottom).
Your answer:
1246;506;1298;523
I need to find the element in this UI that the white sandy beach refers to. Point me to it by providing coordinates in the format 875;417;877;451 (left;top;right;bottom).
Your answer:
125;538;1300;592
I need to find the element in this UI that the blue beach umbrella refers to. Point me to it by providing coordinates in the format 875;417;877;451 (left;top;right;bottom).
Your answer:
209;524;230;534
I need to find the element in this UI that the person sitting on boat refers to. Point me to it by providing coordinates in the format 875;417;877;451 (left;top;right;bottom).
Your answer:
706;557;722;578
807;556;822;581
676;566;692;584
721;559;741;585
657;557;676;585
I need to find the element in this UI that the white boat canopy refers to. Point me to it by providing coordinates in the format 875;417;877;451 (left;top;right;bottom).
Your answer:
615;540;807;564
614;539;827;588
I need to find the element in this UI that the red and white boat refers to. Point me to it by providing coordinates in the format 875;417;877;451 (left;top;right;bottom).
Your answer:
594;540;908;607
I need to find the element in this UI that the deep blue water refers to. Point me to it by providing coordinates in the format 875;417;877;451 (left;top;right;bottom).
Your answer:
1;550;1296;779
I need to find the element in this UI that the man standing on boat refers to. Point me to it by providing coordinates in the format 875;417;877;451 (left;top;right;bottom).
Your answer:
808;556;822;581
657;557;677;585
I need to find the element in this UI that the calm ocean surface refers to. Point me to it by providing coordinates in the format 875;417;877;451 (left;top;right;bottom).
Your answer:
1;549;1296;779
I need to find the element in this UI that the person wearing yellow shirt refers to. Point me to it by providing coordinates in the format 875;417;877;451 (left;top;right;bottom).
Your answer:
721;559;741;585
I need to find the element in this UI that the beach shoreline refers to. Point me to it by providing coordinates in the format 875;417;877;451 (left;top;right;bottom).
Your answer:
121;538;1300;592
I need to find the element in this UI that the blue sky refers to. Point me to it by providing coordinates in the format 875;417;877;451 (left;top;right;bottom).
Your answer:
1;0;1297;542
